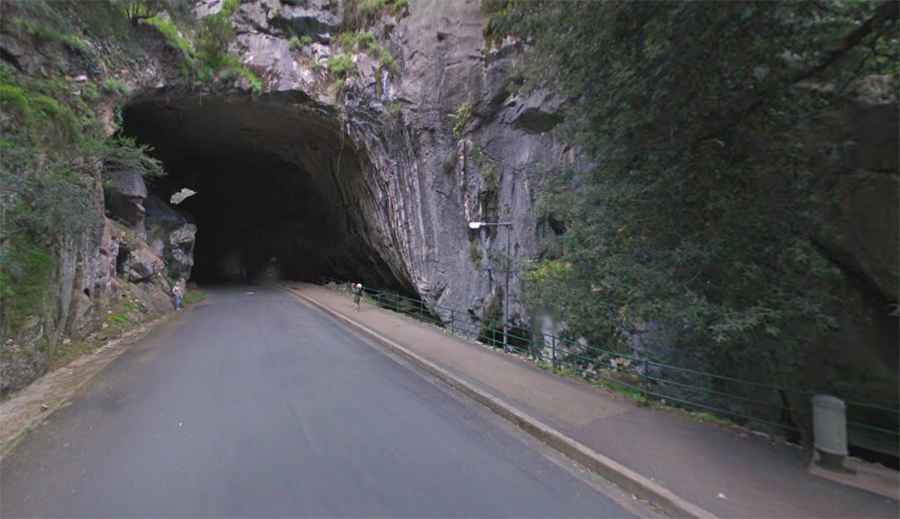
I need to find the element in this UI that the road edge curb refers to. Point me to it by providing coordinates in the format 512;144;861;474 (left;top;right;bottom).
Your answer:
288;287;718;519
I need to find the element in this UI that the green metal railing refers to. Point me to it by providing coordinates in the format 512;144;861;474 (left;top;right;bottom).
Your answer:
322;277;899;454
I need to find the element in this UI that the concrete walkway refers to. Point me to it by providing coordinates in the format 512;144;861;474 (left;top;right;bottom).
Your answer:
290;283;899;519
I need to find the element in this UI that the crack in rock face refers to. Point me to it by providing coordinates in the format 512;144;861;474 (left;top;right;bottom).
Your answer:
122;92;411;291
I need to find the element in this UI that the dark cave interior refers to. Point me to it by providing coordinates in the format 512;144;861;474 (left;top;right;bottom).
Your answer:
122;93;410;291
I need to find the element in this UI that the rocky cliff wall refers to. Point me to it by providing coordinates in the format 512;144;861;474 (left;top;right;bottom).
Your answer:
217;0;575;325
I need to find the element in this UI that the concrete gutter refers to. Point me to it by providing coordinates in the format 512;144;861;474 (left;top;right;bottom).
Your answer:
289;287;718;519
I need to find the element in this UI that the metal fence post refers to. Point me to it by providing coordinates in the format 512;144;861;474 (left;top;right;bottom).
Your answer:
449;309;455;334
552;335;558;369
641;358;649;402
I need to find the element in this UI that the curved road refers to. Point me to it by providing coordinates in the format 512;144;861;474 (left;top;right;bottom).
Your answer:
1;287;633;517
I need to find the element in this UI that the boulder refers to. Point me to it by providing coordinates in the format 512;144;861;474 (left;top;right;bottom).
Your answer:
271;0;341;41
125;243;165;282
503;90;565;135
104;170;148;238
145;195;197;281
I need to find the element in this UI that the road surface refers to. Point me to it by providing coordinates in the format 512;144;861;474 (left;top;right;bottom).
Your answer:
1;287;634;517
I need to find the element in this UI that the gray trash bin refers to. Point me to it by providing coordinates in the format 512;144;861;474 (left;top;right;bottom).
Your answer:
812;394;852;472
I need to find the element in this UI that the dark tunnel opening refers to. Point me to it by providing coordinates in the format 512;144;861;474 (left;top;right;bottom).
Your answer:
121;93;412;293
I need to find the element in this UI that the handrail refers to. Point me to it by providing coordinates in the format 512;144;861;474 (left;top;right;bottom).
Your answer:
318;277;899;440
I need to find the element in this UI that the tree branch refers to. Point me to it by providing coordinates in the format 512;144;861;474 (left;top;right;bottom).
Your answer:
691;1;898;153
792;0;898;84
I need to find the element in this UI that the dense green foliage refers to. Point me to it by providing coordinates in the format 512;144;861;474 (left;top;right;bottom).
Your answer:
326;52;355;79
6;16;89;51
489;1;898;381
0;236;56;333
143;0;261;94
0;1;172;335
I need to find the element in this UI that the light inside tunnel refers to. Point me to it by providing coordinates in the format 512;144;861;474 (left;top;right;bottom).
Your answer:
122;92;409;291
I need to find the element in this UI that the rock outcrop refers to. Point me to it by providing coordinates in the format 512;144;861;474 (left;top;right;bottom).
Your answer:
215;0;573;327
145;195;197;282
104;170;149;238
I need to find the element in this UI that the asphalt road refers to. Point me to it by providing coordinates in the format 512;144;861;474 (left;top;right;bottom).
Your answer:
1;287;634;517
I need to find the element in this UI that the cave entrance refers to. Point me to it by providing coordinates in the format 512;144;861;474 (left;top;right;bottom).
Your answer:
122;92;409;291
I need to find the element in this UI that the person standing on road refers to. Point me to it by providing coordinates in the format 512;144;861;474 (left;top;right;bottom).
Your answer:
172;279;185;310
352;282;363;311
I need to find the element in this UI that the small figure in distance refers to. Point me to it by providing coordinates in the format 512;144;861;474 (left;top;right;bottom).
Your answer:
172;279;185;311
353;282;363;311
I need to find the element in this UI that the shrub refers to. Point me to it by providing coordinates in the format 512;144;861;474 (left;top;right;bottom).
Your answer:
196;7;234;68
288;35;314;51
219;54;263;94
80;82;100;101
120;0;161;22
144;15;194;62
289;35;315;51
449;101;473;138
326;53;355;78
93;137;166;178
393;0;409;15
10;17;90;52
102;78;129;95
0;235;55;332
375;45;395;71
0;84;30;119
359;0;388;17
144;9;262;94
338;31;376;50
337;31;397;73
30;94;80;142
